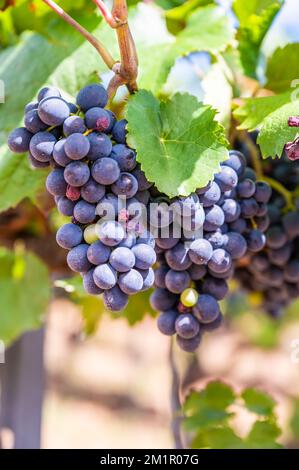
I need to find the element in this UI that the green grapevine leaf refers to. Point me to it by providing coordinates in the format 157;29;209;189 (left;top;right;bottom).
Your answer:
184;382;282;449
155;0;186;10
115;290;156;326
130;3;174;94
257;100;299;158
265;43;299;93
56;277;156;329
242;388;275;416
233;91;299;158
137;4;234;94
192;426;245;449
55;276;104;335
233;92;292;130
290;400;299;440
183;381;235;431
161;5;234;88
174;5;234;56
126;90;228;197
245;420;282;448
0;145;47;212
165;0;215;34
0;247;50;346
233;0;285;78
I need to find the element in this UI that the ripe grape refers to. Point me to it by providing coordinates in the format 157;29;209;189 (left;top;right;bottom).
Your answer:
76;83;108;111
165;243;192;271
53;139;71;167
56;223;83;249
24;109;48;133
222;150;246;176
203;205;225;231
132;167;153;191
83;269;103;295
215;166;238;191
38;96;70;126
175;314;200;339
202;277;228;300
57;197;75;216
63;116;86;136
208;249;232;274
111;145;137;171
93;263;117;289
64;161;90;187
139;267;155;291
98;221;125;246
67;244;92;272
110;247;135;272
111;172;138;198
157;310;178;335
87;240;111;265
150;288;178;311
112;119;127;144
103;286;128;311
85;107;112;132
92;157;120;185
29;131;56;162
87;132;113;160
193;294;219;324
118;269;143;294
189;239;213;265
64;133;90;160
199;182;221;207
165;269;190;294
46;169;67;196
237;179;256;198
81;178;105;203
38;86;61;101
132;244;156;269
176;333;202;352
73;200;96;224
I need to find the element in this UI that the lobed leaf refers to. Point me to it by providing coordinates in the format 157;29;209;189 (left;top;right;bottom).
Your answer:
0;247;50;346
233;0;284;78
265;43;299;93
126;90;228;197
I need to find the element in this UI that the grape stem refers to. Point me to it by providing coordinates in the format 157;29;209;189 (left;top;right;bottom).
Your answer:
169;338;184;450
92;0;123;28
110;0;138;96
262;176;294;211
240;131;263;179
42;0;116;70
93;0;138;97
43;0;138;99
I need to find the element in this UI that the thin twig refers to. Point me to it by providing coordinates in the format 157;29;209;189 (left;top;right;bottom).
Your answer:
240;130;263;179
112;0;138;93
43;0;116;70
262;176;294;211
43;0;138;101
169;338;184;450
92;0;122;28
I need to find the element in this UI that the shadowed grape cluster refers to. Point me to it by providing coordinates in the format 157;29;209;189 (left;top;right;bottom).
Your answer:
236;153;299;318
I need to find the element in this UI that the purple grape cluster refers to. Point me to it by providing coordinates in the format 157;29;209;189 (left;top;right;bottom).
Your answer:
150;150;271;352
236;155;299;317
8;84;156;311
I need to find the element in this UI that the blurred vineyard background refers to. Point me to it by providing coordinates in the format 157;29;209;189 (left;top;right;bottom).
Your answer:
1;0;299;449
